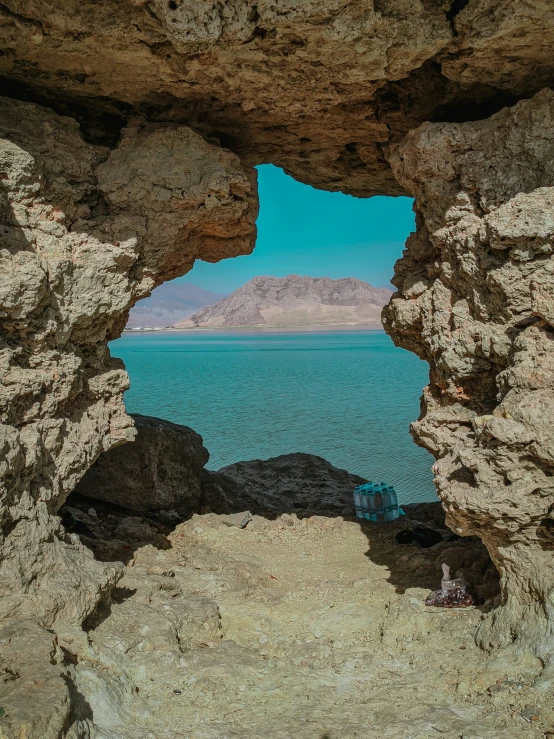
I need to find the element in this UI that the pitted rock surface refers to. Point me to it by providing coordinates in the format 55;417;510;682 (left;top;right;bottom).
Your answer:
383;89;554;656
0;97;257;627
2;1;553;194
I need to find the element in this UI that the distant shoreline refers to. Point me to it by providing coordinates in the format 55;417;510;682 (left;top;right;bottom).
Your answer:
123;322;385;335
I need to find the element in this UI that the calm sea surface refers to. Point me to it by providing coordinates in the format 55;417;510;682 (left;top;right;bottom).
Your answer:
110;330;437;505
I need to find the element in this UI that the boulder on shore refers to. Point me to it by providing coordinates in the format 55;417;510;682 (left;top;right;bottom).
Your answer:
75;414;209;513
202;452;366;517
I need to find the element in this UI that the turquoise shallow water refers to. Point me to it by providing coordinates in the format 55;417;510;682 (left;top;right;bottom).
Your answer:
110;330;437;505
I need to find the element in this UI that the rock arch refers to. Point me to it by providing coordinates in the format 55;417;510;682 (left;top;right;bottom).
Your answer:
1;2;554;729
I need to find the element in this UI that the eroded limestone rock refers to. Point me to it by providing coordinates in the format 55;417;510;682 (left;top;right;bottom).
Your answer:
383;89;554;657
1;2;554;730
0;619;87;739
0;97;257;627
2;1;552;194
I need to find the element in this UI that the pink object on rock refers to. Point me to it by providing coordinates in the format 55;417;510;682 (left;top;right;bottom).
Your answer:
425;563;474;608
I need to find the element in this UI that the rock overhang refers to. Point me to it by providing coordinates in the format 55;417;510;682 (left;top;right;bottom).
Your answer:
1;0;554;196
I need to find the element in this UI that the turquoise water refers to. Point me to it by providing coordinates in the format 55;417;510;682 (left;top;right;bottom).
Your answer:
110;330;437;505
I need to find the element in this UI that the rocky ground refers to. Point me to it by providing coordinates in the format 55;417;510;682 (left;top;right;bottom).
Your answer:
45;496;549;738
2;433;552;738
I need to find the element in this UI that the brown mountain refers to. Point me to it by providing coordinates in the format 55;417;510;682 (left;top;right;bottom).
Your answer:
174;275;392;329
126;282;226;328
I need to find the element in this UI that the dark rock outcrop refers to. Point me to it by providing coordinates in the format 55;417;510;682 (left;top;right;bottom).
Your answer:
202;452;366;517
76;414;209;513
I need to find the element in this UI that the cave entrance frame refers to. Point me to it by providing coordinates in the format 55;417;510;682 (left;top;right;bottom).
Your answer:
117;165;435;504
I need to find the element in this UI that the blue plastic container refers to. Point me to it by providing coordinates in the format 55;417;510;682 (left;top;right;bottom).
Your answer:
354;481;401;523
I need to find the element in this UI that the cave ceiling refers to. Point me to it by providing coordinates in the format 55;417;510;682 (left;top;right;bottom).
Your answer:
2;0;554;196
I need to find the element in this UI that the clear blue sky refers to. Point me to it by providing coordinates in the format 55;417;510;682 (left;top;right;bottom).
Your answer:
181;164;415;294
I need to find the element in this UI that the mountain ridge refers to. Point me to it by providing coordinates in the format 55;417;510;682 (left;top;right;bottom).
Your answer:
173;275;392;329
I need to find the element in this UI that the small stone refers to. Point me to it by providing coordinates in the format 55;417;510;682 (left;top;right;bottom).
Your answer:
221;512;253;528
520;706;540;722
146;565;173;576
239;512;253;528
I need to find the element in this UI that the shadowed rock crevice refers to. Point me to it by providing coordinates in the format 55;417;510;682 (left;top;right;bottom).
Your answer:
0;75;132;148
445;0;471;27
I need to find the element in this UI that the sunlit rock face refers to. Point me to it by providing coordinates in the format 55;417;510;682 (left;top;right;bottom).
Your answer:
0;97;257;626
384;90;554;657
0;0;554;674
2;1;554;195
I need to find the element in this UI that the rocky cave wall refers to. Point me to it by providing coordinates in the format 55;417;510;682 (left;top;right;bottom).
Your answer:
0;97;258;626
2;0;554;195
383;90;554;657
0;0;554;658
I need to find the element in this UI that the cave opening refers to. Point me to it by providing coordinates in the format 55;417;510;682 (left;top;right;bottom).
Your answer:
109;163;437;507
63;159;502;703
3;1;554;732
56;150;505;739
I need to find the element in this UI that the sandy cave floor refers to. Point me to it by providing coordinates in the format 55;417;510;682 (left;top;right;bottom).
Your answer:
60;510;553;739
